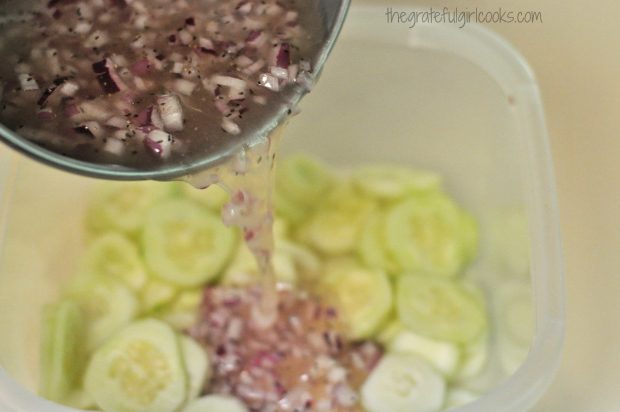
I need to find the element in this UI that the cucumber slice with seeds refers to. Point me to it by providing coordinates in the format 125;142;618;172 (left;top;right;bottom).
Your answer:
352;165;441;201
142;199;237;288
320;259;392;340
86;182;174;236
139;279;178;314
68;276;138;352
397;274;486;344
386;194;470;277
78;232;147;291
85;319;187;412
276;154;334;207
387;330;461;377
361;353;445;412
298;184;375;255
183;395;248;412
179;336;211;402
39;301;85;404
357;212;400;275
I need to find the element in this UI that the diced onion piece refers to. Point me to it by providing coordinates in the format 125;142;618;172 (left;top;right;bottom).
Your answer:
178;29;193;45
235;55;253;68
258;73;279;91
199;37;214;50
150;105;164;129
211;75;247;90
172;62;184;74
169;52;183;62
172;79;197;96
134;14;148;29
221;118;241;135
79;101;111;121
288;64;299;82
106;116;128;129
285;10;298;23
110;54;129;67
104;138;125;155
131;35;145;49
145;130;172;158
75;22;92;34
299;60;311;72
237;1;253;14
18;73;39;91
253;95;267;105
243;59;264;75
157;94;184;132
59;81;79;96
270;66;289;80
82;121;105;138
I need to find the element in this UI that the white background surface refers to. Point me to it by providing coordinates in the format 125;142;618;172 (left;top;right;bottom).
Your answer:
354;1;620;411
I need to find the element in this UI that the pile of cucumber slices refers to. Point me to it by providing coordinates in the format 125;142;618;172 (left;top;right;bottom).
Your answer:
39;155;489;412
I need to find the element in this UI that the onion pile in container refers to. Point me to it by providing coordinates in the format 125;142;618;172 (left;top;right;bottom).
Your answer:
188;287;382;412
0;0;314;164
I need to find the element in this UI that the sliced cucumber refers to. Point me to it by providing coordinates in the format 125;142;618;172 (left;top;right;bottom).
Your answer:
68;276;138;352
352;165;441;201
357;212;400;275
183;395;248;412
444;387;479;410
361;353;445;412
86;181;174;236
320;259;392;340
385;194;470;277
276;154;334;207
78;232;147;291
454;333;489;381
179;336;210;402
139;279;178;314
85;319;187;412
298;184;375;255
64;389;97;410
274;190;307;225
142;199;237;287
156;289;203;331
397;274;486;344
182;183;230;211
387;330;461;377
39;300;85;404
376;319;405;345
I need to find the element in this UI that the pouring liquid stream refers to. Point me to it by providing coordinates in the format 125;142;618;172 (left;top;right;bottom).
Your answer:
183;125;286;327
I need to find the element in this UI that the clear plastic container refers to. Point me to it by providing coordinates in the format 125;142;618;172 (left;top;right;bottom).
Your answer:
0;6;564;412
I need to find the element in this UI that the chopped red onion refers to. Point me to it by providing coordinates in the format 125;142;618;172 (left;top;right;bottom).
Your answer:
74;21;92;34
103;137;125;155
253;95;267;105
59;81;79;96
258;73;279;91
130;59;151;76
214;98;230;115
273;43;290;69
82;121;105;138
172;79;197;96
93;58;126;94
246;30;266;48
157;94;184;132
222;118;241;135
37;108;54;120
78;101;111;121
144;129;172;158
211;75;247;90
235;55;253;68
243;59;265;75
178;29;193;45
105;116;127;129
270;66;289;80
18;73;39;91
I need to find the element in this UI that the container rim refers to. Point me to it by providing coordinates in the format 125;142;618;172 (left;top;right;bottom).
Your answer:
0;6;564;412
